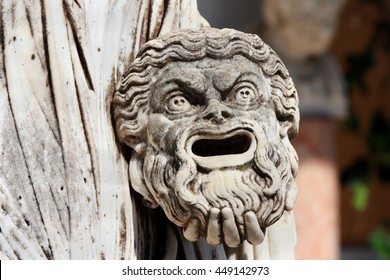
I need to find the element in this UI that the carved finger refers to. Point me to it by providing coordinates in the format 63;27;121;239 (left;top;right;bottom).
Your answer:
244;211;264;245
206;208;222;245
183;218;200;242
285;180;298;211
222;208;241;247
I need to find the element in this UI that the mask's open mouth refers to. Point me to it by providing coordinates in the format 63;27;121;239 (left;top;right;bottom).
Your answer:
192;134;252;157
186;130;257;170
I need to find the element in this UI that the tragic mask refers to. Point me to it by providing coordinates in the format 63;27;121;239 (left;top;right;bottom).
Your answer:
113;28;299;247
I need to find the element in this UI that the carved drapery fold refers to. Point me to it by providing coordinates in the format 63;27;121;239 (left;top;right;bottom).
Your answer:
0;0;208;260
1;1;299;260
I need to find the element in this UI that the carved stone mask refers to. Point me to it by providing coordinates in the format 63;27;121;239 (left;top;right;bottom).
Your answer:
113;28;299;247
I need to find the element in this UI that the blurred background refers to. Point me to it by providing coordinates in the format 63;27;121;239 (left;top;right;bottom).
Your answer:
197;0;390;260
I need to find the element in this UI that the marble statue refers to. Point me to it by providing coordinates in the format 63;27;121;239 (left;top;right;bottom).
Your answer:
1;1;299;260
114;28;299;250
0;0;208;260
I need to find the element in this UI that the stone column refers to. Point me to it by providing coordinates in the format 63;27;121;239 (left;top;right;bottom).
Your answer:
293;119;340;259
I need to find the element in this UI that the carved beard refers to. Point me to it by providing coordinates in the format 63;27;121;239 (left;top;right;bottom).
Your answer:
136;124;295;240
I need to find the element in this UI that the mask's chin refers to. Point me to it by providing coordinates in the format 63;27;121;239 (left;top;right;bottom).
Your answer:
185;130;257;170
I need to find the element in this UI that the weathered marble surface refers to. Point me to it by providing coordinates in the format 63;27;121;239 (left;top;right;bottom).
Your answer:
1;1;299;260
0;0;208;260
114;28;299;256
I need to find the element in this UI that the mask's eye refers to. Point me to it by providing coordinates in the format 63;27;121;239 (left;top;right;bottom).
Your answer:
166;93;192;113
236;87;255;104
229;83;258;107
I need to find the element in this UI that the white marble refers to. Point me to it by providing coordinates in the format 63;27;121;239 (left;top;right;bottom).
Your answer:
114;28;299;257
0;0;208;260
1;1;299;260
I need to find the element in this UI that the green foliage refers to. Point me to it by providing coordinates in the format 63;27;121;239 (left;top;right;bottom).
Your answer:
351;180;370;212
340;158;370;212
342;0;390;259
370;227;390;259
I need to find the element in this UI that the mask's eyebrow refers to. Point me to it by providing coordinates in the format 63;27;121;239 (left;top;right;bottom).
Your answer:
214;71;263;99
156;67;207;96
150;67;207;112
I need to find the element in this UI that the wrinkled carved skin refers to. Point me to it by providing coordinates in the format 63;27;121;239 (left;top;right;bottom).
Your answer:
113;29;299;247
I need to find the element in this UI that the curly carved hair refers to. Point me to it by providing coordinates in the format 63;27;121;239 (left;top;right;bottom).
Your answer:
113;28;299;148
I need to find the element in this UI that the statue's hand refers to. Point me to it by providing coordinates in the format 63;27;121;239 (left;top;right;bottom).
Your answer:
183;207;265;247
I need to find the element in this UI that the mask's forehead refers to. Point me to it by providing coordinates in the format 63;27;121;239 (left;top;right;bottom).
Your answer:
150;55;269;101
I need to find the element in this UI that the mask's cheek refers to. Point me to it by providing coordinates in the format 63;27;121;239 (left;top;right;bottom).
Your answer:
149;114;200;157
146;113;174;151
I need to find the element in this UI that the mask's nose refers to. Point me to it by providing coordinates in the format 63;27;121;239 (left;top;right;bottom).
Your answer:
198;99;234;125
